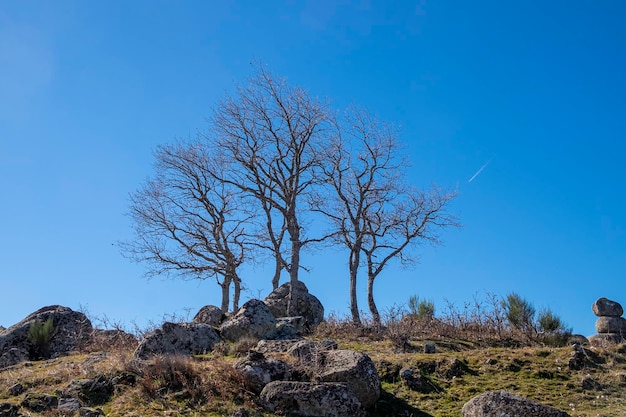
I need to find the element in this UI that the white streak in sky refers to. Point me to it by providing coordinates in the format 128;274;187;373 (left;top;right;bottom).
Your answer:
468;157;494;183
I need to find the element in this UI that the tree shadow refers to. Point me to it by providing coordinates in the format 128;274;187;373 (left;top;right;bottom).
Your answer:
372;390;435;417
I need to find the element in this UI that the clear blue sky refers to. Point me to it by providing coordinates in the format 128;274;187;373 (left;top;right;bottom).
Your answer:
2;1;625;337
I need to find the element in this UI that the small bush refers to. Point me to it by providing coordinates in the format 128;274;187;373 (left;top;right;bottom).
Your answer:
408;296;435;320
503;293;536;334
27;318;57;360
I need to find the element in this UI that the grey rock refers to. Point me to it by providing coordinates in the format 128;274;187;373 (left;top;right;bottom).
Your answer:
592;297;623;317
79;407;103;417
567;334;589;345
260;381;366;417
220;299;277;342
589;333;626;345
316;349;380;409
400;367;440;393
193;305;225;326
58;397;81;413
64;374;114;406
134;322;220;359
276;316;306;338
0;348;28;370
0;305;92;366
595;316;626;333
288;339;337;362
424;343;436;353
0;403;19;417
461;390;570;417
234;350;294;393
8;383;23;396
255;339;301;354
264;281;324;327
21;393;59;412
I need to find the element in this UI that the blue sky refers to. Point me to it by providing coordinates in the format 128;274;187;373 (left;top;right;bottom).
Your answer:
1;1;625;336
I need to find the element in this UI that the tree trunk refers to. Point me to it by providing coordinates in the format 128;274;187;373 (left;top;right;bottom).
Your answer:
367;273;380;325
220;278;230;313
287;215;300;316
233;274;241;312
349;249;362;325
272;259;282;290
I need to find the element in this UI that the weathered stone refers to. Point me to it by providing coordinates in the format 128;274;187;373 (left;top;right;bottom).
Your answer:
134;322;220;359
592;297;623;317
582;376;604;391
79;407;103;417
461;390;570;417
193;305;225;326
0;305;92;366
276;316;306;338
220;299;277;342
234;350;294;393
58;397;81;413
264;281;324;327
64;374;114;406
595;316;626;333
260;381;366;417
8;383;23;396
316;349;380;409
589;333;626;345
255;339;301;354
21;393;59;412
288;339;337;362
400;367;440;393
0;403;19;417
568;334;589;345
424;343;436;354
0;348;28;370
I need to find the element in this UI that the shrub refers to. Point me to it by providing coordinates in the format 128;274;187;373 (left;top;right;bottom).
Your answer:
408;296;435;321
503;293;536;334
27;318;57;360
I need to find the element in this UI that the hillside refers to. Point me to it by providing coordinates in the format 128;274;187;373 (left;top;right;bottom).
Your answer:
1;321;625;417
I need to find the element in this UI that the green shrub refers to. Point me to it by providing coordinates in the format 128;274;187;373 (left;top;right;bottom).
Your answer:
503;293;536;334
408;296;435;320
27;317;57;360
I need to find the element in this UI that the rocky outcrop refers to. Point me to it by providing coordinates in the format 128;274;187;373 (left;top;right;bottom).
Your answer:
287;339;337;362
260;381;366;417
192;305;226;327
462;390;570;417
220;299;277;342
315;349;380;409
133;322;220;359
0;306;92;367
264;281;324;327
590;297;626;345
235;350;294;393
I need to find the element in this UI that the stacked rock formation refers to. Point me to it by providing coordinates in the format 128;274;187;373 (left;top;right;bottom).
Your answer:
590;297;626;345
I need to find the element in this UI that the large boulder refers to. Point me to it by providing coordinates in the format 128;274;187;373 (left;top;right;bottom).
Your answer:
264;281;324;327
133;322;220;359
462;390;570;417
315;349;380;409
0;305;92;366
592;298;623;317
234;350;294;394
192;305;225;327
220;299;277;342
595;316;626;334
260;381;366;417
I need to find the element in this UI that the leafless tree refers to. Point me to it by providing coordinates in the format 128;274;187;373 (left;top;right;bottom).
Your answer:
362;186;459;323
121;142;250;312
314;107;405;324
316;107;458;324
207;65;333;315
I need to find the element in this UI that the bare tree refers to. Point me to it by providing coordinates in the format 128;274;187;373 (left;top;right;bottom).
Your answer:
316;107;458;324
208;65;333;314
362;186;459;323
314;107;404;324
121;142;250;312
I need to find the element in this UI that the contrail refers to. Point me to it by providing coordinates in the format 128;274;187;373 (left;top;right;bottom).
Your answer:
468;157;494;183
